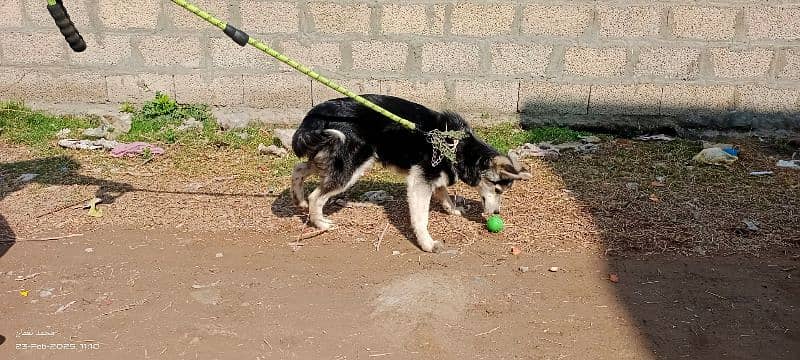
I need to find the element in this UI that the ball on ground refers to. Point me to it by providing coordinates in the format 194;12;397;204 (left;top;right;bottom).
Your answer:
486;215;504;233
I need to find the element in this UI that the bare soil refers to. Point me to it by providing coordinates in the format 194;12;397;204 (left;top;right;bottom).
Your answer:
1;137;799;359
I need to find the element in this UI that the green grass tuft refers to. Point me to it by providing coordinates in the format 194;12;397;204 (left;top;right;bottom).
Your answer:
0;101;95;149
475;123;589;154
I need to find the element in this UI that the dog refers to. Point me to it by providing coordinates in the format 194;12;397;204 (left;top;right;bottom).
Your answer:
290;94;532;252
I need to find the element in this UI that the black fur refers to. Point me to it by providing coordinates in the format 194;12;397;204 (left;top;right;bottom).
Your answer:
292;94;500;187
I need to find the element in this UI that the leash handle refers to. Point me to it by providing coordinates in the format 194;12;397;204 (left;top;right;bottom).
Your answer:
47;0;86;52
168;0;416;131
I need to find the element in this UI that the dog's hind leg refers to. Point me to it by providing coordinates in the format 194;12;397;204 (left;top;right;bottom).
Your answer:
291;162;315;208
308;157;375;230
407;167;441;252
434;186;464;216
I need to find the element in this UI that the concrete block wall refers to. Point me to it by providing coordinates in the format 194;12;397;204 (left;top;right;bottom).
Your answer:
1;1;800;130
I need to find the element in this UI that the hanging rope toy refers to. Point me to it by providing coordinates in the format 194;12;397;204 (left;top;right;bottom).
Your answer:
42;0;467;165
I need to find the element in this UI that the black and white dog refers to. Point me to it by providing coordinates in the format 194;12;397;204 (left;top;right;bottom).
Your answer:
291;95;531;252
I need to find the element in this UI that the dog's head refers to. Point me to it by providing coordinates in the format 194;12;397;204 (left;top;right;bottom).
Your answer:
476;151;531;215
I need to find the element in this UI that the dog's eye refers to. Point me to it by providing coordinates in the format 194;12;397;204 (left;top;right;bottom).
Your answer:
494;187;502;194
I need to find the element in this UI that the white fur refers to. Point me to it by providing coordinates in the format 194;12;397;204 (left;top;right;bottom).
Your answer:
406;166;441;252
324;129;346;142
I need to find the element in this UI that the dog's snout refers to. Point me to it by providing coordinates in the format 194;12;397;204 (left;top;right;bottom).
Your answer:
492;210;500;215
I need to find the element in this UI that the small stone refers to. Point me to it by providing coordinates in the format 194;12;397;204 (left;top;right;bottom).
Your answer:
548;266;559;272
83;125;110;138
234;132;251;140
215;252;223;258
361;190;393;204
84;247;94;253
625;182;639;191
580;135;602;144
258;143;288;157
743;219;760;232
214;111;250;130
176;117;203;132
39;289;53;298
441;249;459;255
273;129;296;150
391;250;401;255
518;266;530;273
189;336;201;345
56;128;71;139
240;302;250;307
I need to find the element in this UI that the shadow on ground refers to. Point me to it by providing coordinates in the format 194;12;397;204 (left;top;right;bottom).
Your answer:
0;155;132;258
524;105;800;359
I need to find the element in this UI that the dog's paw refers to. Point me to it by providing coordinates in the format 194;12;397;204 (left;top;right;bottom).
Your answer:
312;217;335;231
419;239;443;253
449;206;466;217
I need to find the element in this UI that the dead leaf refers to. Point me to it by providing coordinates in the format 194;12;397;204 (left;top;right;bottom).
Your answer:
650;181;665;187
609;273;619;283
649;194;661;203
510;247;522;256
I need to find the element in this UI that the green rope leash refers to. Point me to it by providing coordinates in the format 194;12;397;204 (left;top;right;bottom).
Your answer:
168;0;465;165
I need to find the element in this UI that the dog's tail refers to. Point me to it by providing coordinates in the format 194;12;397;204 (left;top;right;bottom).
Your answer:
292;128;346;158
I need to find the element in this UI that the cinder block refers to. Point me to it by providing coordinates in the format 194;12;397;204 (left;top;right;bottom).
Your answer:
0;32;64;65
451;3;514;36
737;85;800;113
590;84;662;115
311;78;380;105
421;42;480;74
169;0;228;30
210;38;275;70
106;73;175;103
672;6;738;41
174;74;244;106
661;85;735;115
490;43;552;76
138;36;202;68
522;5;592;37
26;0;89;28
564;47;627;78
352;41;408;72
779;48;800;80
280;40;341;72
0;1;22;28
379;79;448;110
242;72;311;109
308;2;370;35
710;48;773;79
598;5;663;38
69;34;131;66
98;0;159;30
747;7;800;40
0;68;106;103
431;5;446;36
452;80;519;114
380;4;427;34
240;1;298;34
635;47;700;79
519;82;590;115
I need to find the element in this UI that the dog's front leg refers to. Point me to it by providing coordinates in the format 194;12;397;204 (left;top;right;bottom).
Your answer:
434;186;465;216
407;175;441;252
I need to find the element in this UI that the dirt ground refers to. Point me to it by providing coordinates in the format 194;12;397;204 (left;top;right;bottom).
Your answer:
1;137;799;359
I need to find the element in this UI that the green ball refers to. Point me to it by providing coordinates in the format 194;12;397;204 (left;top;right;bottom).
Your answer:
486;215;505;233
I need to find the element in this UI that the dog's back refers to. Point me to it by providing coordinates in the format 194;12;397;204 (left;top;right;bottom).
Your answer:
292;94;470;170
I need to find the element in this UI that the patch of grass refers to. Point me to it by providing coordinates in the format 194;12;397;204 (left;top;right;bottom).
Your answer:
0;101;95;149
475;123;589;154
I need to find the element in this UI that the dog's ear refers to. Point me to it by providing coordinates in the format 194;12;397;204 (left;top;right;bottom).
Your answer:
493;153;532;181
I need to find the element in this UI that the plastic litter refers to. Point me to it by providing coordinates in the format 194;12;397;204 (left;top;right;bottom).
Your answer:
777;159;800;170
636;134;674;141
692;147;738;165
58;139;119;150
